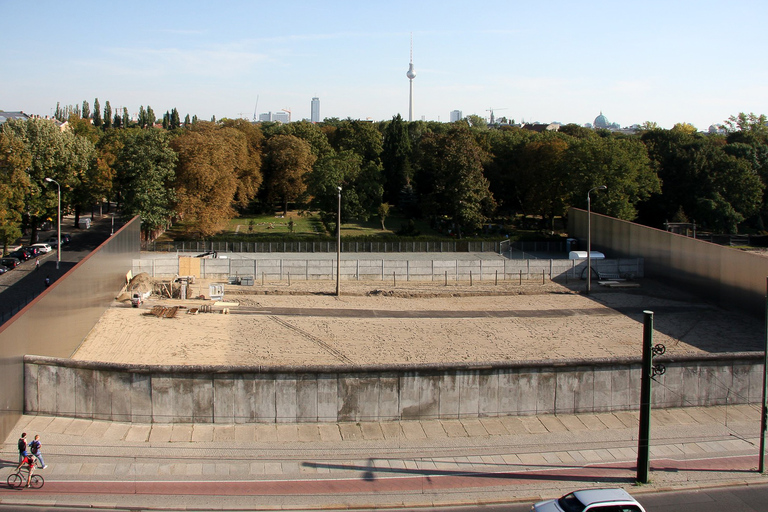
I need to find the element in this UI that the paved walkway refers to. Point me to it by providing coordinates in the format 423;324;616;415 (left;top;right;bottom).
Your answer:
1;405;767;510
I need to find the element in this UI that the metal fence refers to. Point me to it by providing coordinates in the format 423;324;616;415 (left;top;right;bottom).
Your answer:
142;239;569;254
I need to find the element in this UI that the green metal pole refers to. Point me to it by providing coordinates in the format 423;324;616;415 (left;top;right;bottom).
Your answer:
760;278;768;473
637;310;654;483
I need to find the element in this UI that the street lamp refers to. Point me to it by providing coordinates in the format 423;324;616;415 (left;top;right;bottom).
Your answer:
586;185;607;295
44;177;61;270
336;186;342;297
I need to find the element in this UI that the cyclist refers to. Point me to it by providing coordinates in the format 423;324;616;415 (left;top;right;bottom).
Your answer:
15;454;35;487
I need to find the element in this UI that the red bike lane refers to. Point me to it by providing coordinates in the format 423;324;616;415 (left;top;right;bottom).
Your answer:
1;455;755;497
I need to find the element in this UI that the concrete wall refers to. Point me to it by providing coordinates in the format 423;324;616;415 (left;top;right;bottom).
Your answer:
25;353;762;423
0;217;140;440
134;255;644;282
570;208;768;317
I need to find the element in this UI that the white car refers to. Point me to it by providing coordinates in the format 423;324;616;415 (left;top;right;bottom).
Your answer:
532;488;646;512
30;243;52;253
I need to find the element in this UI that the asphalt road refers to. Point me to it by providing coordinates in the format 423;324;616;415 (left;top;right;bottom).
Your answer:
0;484;766;511
0;212;124;324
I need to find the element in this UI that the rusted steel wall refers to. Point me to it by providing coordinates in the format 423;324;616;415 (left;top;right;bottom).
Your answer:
569;208;768;317
0;216;140;440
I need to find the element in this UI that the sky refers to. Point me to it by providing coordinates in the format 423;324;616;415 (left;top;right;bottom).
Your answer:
2;0;767;130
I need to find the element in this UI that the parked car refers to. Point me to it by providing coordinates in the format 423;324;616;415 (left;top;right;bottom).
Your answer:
30;243;52;253
9;249;32;261
44;237;59;248
0;257;20;269
0;266;7;274
61;233;71;244
22;246;41;257
532;488;646;512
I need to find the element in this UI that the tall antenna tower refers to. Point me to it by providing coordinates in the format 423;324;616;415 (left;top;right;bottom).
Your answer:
406;33;416;122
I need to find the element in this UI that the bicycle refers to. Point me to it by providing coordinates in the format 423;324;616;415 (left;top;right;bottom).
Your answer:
7;468;43;489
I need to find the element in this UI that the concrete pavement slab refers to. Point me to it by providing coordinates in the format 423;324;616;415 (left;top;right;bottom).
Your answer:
520;416;548;434
479;417;509;436
595;412;627;429
103;422;131;442
539;415;568;433
297;423;320;442
190;424;214;442
317;424;341;442
338;423;363;440
498;415;528;434
275;424;299;442
213;425;235;442
558;414;588;431
360;422;384;440
83;420;112;439
254;424;278;442
577;414;608;431
380;421;403;439
400;421;427;440
148;424;172;444
439;420;465;437
233;424;256;443
45;417;74;434
170;424;193;443
461;418;489;437
124;424;150;442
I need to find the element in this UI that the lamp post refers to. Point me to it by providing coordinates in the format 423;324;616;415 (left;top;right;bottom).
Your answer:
336;186;342;297
44;177;61;270
586;185;606;295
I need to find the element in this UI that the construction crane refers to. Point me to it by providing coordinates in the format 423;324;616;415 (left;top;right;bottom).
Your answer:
281;108;292;123
486;107;508;125
252;95;259;122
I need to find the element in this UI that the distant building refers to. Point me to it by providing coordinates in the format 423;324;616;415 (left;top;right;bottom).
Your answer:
258;111;290;124
449;110;462;122
522;123;560;132
593;112;620;130
311;97;320;123
0;111;30;125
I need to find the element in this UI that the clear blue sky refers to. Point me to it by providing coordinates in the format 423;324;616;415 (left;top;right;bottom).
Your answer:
3;0;766;129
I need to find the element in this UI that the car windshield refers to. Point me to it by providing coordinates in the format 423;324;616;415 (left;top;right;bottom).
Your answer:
557;493;586;512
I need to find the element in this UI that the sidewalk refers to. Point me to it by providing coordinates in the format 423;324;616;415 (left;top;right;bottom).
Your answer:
2;405;767;510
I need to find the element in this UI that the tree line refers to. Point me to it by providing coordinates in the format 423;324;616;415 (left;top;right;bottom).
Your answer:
1;103;767;248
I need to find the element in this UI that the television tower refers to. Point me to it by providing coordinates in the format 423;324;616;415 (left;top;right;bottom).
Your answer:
406;34;416;122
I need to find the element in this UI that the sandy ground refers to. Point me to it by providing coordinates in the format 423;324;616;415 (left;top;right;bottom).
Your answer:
72;278;764;367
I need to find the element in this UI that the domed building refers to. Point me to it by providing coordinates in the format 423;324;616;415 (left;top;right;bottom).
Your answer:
594;112;610;129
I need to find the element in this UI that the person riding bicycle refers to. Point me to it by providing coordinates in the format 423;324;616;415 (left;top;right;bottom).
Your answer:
15;454;35;487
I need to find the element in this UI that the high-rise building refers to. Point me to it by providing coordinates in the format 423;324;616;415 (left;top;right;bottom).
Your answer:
311;97;320;123
450;110;463;122
258;111;290;123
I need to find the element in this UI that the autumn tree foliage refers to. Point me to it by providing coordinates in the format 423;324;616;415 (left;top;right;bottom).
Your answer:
171;121;263;237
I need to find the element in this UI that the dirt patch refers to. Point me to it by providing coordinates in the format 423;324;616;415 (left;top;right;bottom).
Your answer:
74;277;763;367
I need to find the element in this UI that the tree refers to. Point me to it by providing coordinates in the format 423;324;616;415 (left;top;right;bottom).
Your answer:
263;135;315;215
93;98;102;128
170;108;181;130
82;100;90;120
114;129;177;238
122;107;130;128
378;202;390;230
184;114;190;127
1;117;96;243
146;106;156;128
381;114;412;204
414;126;496;236
172;122;262;236
566;135;660;222
103;101;112;129
0;130;32;253
724;112;768;137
